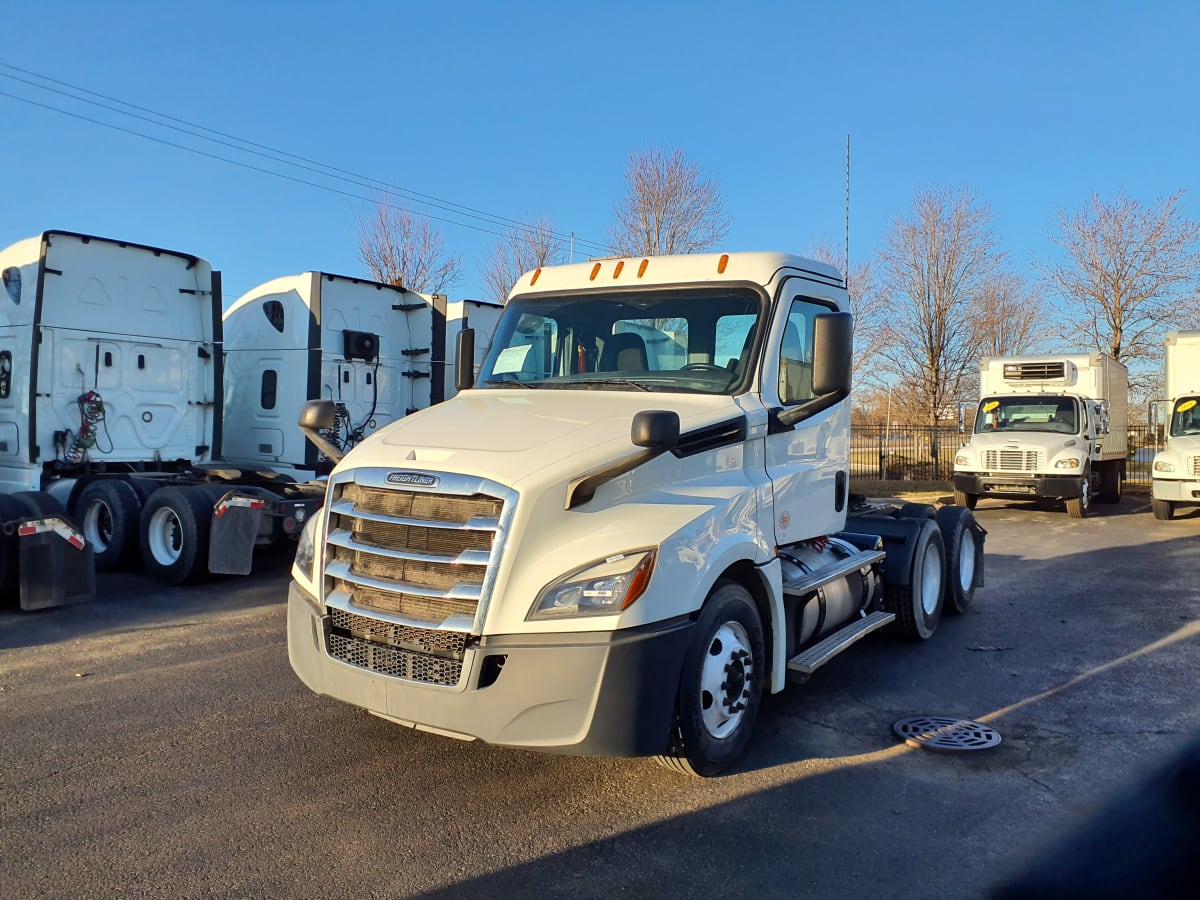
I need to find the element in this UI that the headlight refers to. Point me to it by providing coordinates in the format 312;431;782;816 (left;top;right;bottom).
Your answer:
292;513;322;595
955;453;971;466
1054;458;1081;469
528;549;657;620
1154;460;1176;473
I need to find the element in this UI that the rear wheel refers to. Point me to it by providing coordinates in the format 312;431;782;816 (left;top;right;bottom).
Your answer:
886;520;946;640
953;489;978;510
1152;498;1175;521
936;506;982;614
75;479;142;571
0;494;27;604
12;490;66;518
139;485;219;585
655;582;765;777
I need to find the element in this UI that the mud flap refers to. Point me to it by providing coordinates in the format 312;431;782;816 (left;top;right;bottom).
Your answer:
208;493;266;575
17;517;96;611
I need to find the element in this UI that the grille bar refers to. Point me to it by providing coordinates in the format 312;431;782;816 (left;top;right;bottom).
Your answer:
326;559;484;601
329;498;500;532
983;449;1043;472
327;528;492;567
1190;457;1200;477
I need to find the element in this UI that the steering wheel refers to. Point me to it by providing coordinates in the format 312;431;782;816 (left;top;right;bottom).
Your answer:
680;363;728;375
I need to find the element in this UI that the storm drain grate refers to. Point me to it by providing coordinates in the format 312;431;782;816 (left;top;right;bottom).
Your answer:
893;716;1001;752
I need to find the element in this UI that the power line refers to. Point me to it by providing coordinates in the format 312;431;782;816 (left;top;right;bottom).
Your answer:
0;62;614;254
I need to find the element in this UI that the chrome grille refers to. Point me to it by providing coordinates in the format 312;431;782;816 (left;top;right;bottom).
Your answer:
1190;456;1200;477
983;449;1042;472
321;474;509;688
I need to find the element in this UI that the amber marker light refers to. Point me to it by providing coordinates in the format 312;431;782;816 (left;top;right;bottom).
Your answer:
637;258;649;277
613;261;624;278
717;254;729;274
590;263;602;281
530;268;542;286
620;551;658;610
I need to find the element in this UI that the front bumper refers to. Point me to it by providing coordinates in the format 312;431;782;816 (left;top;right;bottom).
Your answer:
954;472;1083;499
287;581;693;757
1151;478;1200;504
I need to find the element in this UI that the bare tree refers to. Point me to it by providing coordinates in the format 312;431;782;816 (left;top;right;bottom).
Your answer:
1042;189;1200;366
803;237;891;391
479;214;564;304
609;148;731;257
880;186;1005;445
356;192;462;294
969;271;1047;358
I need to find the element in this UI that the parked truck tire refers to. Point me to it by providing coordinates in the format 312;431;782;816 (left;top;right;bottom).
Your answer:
1098;460;1123;504
13;490;66;518
886;520;946;640
139;485;222;585
76;479;142;572
1065;471;1091;519
953;489;979;510
0;494;26;601
935;506;981;614
1152;498;1175;521
656;581;765;777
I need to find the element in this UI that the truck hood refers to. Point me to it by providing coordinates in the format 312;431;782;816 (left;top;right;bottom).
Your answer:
336;388;742;488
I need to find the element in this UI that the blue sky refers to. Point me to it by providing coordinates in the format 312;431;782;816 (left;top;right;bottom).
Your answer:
2;1;1197;305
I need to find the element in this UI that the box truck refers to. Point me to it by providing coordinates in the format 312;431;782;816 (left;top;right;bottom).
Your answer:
1151;331;1200;520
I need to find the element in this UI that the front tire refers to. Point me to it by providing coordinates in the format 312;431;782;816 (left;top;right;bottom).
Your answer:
953;489;979;509
1065;472;1090;518
886;520;946;640
1153;497;1175;521
656;582;765;777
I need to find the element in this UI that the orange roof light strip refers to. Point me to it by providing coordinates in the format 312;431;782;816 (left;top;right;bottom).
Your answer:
590;263;601;281
613;261;624;278
637;259;649;277
717;254;729;274
530;268;541;286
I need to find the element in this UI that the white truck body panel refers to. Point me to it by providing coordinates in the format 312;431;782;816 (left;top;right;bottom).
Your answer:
222;273;440;479
0;231;218;494
1151;331;1200;512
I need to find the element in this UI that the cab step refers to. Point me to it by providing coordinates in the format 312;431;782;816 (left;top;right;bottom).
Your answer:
780;548;886;600
786;610;896;677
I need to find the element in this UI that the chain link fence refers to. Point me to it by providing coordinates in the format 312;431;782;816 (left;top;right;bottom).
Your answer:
851;424;1163;486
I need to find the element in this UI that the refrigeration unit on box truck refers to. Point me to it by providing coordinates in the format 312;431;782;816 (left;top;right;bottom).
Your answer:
953;353;1127;517
1151;330;1200;520
286;251;987;776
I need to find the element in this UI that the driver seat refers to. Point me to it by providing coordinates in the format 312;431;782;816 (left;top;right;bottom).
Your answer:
599;332;648;372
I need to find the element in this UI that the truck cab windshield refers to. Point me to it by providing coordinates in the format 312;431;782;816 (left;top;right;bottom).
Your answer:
477;287;765;395
975;396;1079;434
1169;397;1200;436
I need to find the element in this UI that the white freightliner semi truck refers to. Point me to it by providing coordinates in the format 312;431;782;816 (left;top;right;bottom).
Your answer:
1151;330;1200;520
286;251;987;775
952;353;1128;518
0;231;488;598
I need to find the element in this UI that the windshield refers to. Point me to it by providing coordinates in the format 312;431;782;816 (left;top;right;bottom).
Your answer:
476;287;765;394
975;395;1079;434
1170;397;1200;437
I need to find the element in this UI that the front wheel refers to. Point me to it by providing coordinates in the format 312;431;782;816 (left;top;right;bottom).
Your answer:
1153;498;1175;521
1065;473;1090;519
953;489;978;510
655;582;765;777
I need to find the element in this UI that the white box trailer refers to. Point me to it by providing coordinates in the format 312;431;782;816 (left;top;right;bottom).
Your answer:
953;352;1128;517
0;230;329;591
1151;330;1200;519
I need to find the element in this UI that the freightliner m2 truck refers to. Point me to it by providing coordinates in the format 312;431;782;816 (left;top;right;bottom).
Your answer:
953;353;1127;518
287;251;986;775
1151;331;1200;520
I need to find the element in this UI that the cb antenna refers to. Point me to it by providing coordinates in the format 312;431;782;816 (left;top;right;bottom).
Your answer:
845;134;851;281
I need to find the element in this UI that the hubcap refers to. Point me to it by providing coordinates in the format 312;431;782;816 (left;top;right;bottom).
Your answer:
699;621;754;740
82;500;114;552
921;542;944;616
1081;478;1090;510
957;530;976;592
147;507;184;564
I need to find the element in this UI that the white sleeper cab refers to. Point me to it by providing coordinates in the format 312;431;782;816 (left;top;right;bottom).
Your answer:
287;251;987;775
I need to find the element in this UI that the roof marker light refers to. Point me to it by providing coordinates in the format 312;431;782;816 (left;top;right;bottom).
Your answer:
530;268;542;286
590;263;601;281
637;259;649;277
613;261;624;278
717;254;729;274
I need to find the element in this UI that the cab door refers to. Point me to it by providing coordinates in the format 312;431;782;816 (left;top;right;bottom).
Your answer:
762;283;850;544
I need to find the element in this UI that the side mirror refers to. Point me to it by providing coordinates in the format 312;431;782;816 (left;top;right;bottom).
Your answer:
456;327;476;393
297;399;344;464
958;402;969;433
810;312;853;397
631;410;680;451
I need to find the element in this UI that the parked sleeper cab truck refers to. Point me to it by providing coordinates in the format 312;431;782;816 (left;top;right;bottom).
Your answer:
287;252;986;776
953;353;1128;518
1152;330;1200;520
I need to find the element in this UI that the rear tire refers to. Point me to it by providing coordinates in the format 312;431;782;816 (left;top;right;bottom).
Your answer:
139;485;217;585
1098;460;1123;504
75;479;142;572
1152;498;1175;521
12;490;66;518
953;489;978;510
0;494;26;604
897;503;936;520
655;582;765;777
886;520;945;640
935;506;982;614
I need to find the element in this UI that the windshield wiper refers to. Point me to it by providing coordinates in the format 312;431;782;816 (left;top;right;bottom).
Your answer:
480;378;539;389
569;377;655;392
